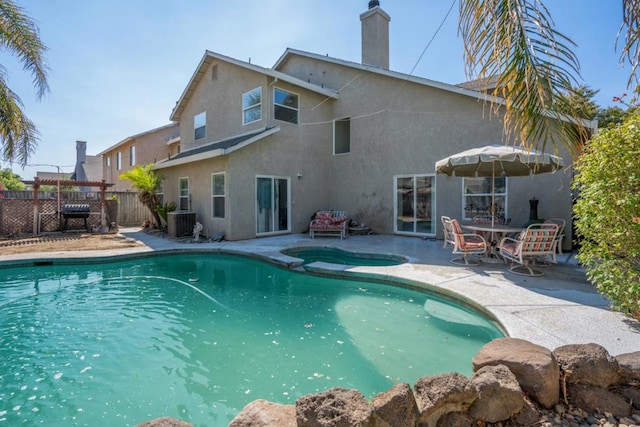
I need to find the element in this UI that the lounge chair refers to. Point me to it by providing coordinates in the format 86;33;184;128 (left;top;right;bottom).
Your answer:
498;223;559;276
443;218;488;266
309;211;349;239
441;215;453;248
544;218;566;257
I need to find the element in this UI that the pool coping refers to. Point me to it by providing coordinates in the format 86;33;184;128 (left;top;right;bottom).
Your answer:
1;228;638;356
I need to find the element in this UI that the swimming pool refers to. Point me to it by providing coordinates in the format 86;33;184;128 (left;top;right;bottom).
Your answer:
281;247;407;266
0;253;503;426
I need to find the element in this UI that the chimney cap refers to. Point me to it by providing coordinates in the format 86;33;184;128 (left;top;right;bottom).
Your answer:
368;0;380;9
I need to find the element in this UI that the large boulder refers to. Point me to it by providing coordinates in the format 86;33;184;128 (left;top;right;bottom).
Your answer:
468;364;525;423
617;351;640;384
618;385;640;410
137;418;193;427
554;343;619;387
567;384;631;418
296;387;375;427
472;338;559;408
413;372;477;427
371;382;418;427
228;399;296;427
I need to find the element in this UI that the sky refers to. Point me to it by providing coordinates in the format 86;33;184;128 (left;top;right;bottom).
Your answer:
2;0;632;180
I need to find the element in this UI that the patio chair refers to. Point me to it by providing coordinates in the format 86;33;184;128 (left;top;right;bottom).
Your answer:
544;218;566;257
441;215;453;248
443;218;488;266
497;223;559;276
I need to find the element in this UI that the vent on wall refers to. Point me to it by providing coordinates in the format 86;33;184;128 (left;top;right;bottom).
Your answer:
168;211;196;238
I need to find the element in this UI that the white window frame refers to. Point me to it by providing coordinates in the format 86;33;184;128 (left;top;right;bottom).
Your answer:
273;87;299;124
256;175;291;236
129;145;136;166
194;111;206;140
116;151;122;170
242;87;262;125
157;180;164;205
333;117;351;155
393;174;436;236
211;172;225;219
179;177;190;211
462;177;508;221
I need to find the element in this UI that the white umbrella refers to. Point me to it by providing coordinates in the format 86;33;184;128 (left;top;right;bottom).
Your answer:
435;144;564;227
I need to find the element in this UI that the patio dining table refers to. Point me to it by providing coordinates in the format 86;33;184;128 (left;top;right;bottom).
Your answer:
462;223;524;260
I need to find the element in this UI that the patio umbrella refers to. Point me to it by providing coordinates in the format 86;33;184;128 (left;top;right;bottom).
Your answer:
435;144;565;226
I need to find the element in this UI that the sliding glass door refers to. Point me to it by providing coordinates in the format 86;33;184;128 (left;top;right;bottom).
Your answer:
394;175;435;236
256;176;290;235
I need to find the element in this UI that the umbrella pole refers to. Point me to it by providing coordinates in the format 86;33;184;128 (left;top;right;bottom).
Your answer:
491;161;496;228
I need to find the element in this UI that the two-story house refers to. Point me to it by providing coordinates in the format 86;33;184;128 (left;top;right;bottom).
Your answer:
154;2;578;244
100;123;180;192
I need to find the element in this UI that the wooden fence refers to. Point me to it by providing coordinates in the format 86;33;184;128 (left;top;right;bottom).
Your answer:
0;191;149;235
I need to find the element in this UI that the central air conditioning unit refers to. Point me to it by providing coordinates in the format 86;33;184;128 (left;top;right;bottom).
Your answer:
167;211;196;238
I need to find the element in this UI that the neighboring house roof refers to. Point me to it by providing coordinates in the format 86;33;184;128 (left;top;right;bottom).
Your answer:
97;123;179;156
154;126;280;170
169;51;340;122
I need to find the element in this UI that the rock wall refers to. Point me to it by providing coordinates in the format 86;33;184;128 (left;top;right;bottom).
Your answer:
140;338;640;427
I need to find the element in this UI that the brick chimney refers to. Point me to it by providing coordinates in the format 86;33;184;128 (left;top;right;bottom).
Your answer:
360;1;390;69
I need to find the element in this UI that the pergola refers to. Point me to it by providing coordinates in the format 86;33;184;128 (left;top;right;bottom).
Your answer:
23;178;114;234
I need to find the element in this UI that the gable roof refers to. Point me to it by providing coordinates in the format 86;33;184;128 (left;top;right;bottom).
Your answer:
153;126;280;170
169;51;340;122
272;48;501;104
98;123;179;156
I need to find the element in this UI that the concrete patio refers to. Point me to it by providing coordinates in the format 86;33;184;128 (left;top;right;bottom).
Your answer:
2;227;638;356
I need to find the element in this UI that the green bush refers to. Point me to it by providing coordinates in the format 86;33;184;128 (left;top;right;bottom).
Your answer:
573;110;640;318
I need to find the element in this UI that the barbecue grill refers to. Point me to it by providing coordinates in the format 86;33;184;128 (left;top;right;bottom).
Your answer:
61;203;91;232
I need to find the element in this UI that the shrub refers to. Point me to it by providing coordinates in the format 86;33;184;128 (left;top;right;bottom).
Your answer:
573;110;640;319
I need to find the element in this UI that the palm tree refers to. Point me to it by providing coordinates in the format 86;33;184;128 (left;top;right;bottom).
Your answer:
459;0;640;155
0;0;49;166
120;164;163;228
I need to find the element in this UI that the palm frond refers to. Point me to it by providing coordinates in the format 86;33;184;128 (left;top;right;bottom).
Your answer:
0;0;49;99
618;0;640;89
459;0;588;155
0;72;38;165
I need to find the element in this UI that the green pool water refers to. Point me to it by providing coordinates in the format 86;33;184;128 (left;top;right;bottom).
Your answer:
282;247;407;266
0;253;503;426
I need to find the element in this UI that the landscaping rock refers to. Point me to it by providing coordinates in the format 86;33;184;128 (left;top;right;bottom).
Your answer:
436;411;473;426
618;385;640;410
554;343;619;387
413;372;477;427
296;387;375;427
508;398;543;427
371;382;418;427
567;384;631;418
472;338;559;408
228;399;296;427
468;364;525;423
137;417;193;427
617;351;640;384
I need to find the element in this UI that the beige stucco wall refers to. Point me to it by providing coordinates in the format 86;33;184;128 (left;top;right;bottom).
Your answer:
277;54;575;248
165;52;576;249
102;124;179;191
162;60;337;241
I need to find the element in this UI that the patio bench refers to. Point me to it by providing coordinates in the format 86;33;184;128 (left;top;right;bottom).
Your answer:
309;211;348;239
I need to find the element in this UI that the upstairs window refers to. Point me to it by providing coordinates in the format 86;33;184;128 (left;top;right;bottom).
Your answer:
116;152;122;170
334;117;351;154
242;87;262;125
194;111;206;140
274;88;299;124
105;156;111;167
129;145;136;166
